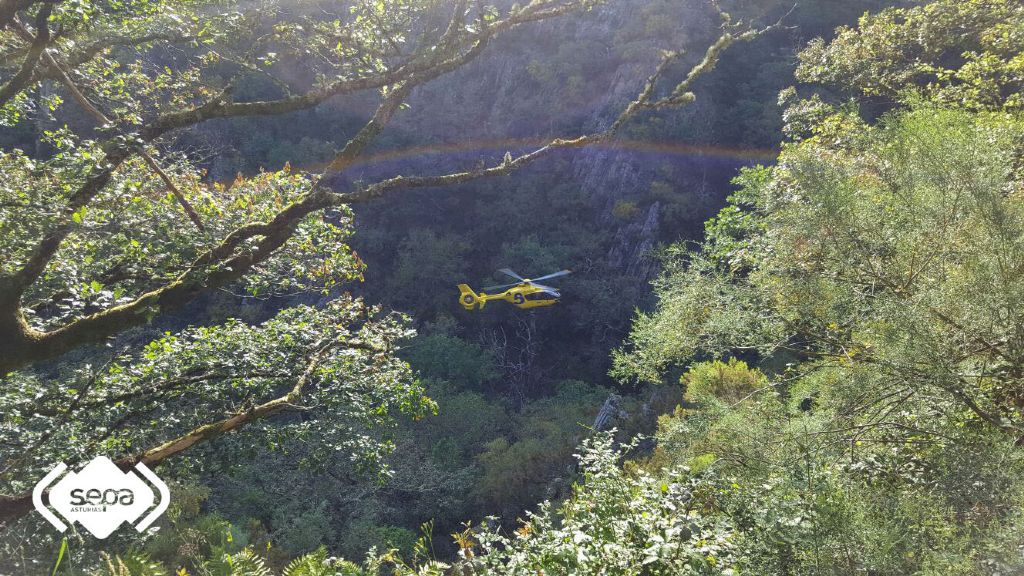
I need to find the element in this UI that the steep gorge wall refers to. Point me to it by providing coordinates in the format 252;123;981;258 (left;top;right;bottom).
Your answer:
375;0;724;281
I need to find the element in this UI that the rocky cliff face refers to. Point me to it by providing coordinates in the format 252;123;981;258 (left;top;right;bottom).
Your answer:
175;0;785;391
607;201;660;280
362;0;728;282
185;1;763;287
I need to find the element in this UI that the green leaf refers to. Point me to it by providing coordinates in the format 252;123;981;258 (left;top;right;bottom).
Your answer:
50;537;67;576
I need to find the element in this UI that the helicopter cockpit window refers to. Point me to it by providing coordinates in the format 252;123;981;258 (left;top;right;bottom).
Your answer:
526;292;558;301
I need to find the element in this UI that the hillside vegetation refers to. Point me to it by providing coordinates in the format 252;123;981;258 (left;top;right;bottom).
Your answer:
1;0;1022;574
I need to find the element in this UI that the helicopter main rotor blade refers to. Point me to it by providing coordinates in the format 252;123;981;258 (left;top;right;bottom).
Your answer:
530;282;561;296
530;270;571;283
483;281;521;292
498;268;525;282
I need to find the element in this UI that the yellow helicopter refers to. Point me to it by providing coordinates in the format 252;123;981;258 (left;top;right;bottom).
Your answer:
458;268;571;310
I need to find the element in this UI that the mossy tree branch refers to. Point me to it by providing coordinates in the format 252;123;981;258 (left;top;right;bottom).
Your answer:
0;7;773;376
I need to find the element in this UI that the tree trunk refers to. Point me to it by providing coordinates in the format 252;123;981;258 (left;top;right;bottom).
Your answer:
0;288;37;376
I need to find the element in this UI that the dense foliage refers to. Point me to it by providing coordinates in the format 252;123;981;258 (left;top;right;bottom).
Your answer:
607;1;1024;572
6;0;1023;574
0;0;774;571
796;0;1024;110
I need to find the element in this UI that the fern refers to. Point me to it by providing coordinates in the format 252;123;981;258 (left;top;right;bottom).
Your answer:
283;547;376;576
200;548;271;576
281;547;332;576
93;552;168;576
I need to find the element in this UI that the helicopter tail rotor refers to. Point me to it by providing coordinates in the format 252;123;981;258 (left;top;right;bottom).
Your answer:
458;284;485;310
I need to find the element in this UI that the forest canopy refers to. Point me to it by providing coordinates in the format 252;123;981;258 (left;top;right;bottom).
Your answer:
0;0;758;521
2;0;1023;574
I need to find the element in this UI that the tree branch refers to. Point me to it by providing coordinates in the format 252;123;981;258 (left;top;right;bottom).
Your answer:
0;338;362;527
16;29;209;232
0;0;40;30
0;3;51;107
0;0;528;308
0;4;768;377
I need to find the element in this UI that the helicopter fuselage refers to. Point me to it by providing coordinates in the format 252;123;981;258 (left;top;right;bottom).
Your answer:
457;283;558;310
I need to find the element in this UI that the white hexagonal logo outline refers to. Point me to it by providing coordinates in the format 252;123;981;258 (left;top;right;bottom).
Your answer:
32;456;169;539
